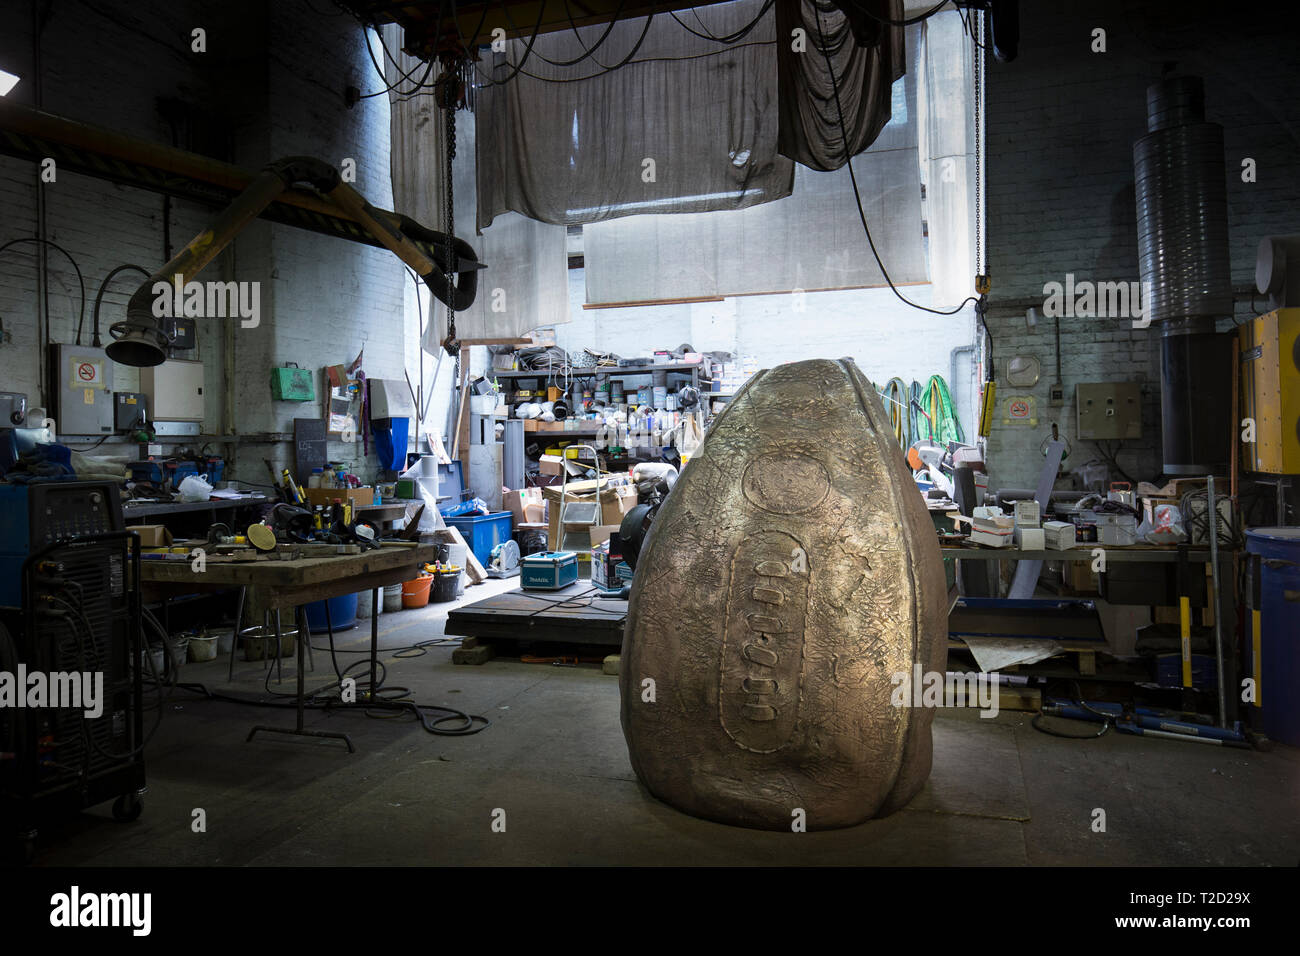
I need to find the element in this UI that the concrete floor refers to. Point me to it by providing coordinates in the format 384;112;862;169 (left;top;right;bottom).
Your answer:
32;578;1300;866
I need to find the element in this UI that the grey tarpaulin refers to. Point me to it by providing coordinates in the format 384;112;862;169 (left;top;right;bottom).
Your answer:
582;23;925;304
474;0;795;229
384;26;568;347
776;0;907;171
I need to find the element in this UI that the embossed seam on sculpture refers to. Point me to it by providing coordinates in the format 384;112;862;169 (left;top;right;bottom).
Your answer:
719;530;808;753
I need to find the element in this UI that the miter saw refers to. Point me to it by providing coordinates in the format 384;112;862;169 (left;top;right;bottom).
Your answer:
487;539;521;578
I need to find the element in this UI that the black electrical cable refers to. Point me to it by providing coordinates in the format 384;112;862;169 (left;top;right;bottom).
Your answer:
505;0;628;68
456;0;659;86
0;237;87;344
811;8;980;318
52;595;165;761
90;265;151;348
185;613;489;735
670;0;775;43
852;0;955;27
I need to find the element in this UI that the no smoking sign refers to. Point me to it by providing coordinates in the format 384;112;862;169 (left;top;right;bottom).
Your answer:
69;356;104;387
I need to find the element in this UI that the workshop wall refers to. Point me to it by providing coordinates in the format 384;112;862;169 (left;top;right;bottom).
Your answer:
983;0;1300;490
0;2;423;485
557;269;981;441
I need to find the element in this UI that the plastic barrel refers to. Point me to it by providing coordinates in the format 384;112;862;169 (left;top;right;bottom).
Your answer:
306;593;358;632
1245;528;1300;746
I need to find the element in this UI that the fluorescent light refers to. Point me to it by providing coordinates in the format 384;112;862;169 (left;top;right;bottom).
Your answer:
0;69;19;96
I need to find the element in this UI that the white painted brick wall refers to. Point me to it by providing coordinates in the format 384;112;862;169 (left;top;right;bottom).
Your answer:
557;270;982;438
0;1;421;486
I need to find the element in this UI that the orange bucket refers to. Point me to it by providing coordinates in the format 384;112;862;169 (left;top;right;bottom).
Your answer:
401;574;433;609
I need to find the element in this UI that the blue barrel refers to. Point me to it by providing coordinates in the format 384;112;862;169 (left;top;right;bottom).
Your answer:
305;593;358;633
1245;528;1300;746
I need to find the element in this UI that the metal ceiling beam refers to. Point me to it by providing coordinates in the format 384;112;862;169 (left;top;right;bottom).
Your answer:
340;0;736;59
0;100;451;264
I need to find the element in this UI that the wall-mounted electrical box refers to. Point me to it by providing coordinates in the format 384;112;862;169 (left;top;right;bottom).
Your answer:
1076;381;1142;441
140;358;205;424
114;392;148;431
48;343;115;435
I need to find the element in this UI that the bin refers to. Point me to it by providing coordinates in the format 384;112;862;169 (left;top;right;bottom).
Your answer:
1245;528;1300;746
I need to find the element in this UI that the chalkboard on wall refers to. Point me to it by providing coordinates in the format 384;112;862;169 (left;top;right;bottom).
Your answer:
294;417;328;484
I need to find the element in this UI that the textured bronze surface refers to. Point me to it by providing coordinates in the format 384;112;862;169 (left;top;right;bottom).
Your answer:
619;358;948;830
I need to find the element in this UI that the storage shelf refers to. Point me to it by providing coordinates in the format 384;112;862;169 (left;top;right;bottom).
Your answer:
493;361;710;380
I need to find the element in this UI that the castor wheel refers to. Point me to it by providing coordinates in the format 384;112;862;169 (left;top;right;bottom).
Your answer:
6;830;37;866
112;792;143;822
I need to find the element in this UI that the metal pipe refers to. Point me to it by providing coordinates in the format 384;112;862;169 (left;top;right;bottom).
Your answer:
1207;474;1228;728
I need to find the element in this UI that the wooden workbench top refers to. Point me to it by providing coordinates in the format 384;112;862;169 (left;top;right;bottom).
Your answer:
138;542;442;588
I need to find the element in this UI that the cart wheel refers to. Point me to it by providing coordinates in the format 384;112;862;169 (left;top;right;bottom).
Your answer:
6;832;36;866
112;792;143;822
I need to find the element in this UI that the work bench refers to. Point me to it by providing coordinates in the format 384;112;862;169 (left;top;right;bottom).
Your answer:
942;542;1240;726
139;541;441;751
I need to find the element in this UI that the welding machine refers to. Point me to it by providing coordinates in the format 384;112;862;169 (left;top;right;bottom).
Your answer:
0;480;146;861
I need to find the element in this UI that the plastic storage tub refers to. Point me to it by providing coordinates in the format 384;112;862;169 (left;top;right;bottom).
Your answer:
442;511;513;568
306;593;358;632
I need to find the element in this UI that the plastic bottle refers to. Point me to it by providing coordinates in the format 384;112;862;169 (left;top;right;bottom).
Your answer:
308;468;323;489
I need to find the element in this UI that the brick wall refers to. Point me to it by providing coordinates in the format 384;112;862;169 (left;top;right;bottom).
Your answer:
0;1;421;485
983;0;1300;490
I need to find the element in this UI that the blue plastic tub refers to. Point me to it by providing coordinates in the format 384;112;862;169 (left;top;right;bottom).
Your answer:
1245;528;1300;746
305;593;358;633
443;511;513;568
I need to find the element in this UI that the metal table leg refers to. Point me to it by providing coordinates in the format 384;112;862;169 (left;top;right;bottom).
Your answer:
369;587;380;699
227;586;246;683
246;605;354;752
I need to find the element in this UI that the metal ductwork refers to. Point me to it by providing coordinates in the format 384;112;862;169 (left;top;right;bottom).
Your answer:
105;155;481;368
1134;75;1233;476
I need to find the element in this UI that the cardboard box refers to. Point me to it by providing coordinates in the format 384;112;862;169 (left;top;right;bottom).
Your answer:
539;455;565;476
1043;520;1077;550
506;487;545;525
1013;500;1041;528
305;487;376;509
591;535;631;590
589;524;621;548
127;525;173;547
1014;527;1046;550
542;480;637;551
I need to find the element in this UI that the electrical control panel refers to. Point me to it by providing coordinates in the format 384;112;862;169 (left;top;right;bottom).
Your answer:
1076;382;1142;441
139;357;205;424
48;343;116;435
114;391;148;431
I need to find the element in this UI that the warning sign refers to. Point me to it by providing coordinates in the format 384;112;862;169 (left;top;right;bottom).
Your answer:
69;357;104;388
1002;395;1037;426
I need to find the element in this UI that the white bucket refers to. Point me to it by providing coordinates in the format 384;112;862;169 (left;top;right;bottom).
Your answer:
382;583;404;613
443;543;468;596
211;627;236;656
169;637;190;672
188;634;219;662
357;588;383;618
145;646;165;676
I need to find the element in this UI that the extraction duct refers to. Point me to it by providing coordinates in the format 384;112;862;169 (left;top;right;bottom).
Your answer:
1134;76;1233;476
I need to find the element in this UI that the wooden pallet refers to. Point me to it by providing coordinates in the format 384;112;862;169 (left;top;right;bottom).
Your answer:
445;582;626;658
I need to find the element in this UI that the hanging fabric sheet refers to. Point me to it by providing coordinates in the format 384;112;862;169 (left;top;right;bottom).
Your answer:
474;0;795;229
775;0;907;170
